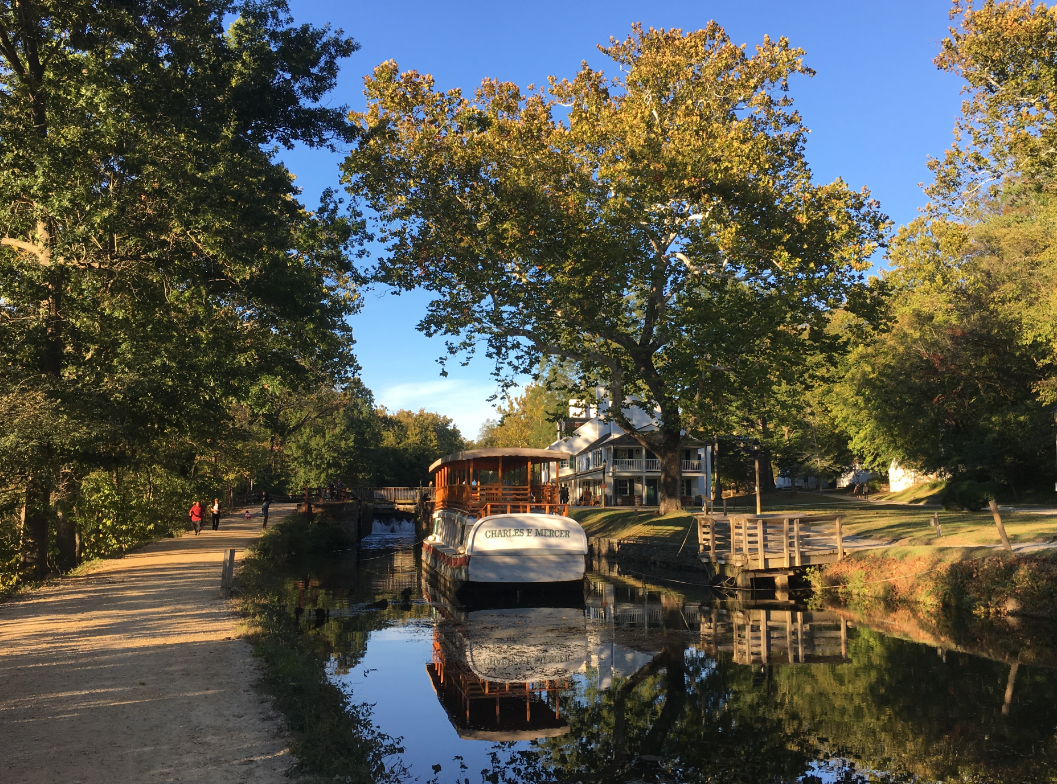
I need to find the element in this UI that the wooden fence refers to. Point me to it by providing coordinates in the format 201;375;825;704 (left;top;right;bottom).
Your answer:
696;513;846;569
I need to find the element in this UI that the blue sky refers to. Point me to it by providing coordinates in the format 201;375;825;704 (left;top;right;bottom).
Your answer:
281;0;965;439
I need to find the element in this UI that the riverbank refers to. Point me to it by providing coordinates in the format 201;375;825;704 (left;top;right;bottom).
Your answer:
571;498;1057;617
809;547;1057;618
234;511;404;783
0;504;296;783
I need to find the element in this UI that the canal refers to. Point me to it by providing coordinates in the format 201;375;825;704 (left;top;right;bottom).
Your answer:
278;524;1057;783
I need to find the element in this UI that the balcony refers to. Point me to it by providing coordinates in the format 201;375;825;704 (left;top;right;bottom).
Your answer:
609;459;703;473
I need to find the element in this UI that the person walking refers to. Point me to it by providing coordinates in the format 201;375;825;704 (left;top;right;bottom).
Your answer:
188;500;203;536
210;498;221;531
261;491;271;529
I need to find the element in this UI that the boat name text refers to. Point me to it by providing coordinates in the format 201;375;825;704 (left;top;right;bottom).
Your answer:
483;528;571;539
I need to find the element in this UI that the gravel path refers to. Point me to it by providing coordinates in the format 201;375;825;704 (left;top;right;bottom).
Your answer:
0;503;297;783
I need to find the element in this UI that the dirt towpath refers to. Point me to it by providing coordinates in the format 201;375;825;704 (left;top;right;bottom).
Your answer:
0;503;296;783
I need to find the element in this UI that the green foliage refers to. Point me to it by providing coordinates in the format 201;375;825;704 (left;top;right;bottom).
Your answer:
475;382;565;449
0;0;365;578
248;380;382;492
73;469;193;560
941;479;998;512
251;512;356;563
830;208;1056;486
372;408;467;487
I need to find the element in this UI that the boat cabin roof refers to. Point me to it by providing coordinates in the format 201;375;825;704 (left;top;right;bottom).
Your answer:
429;447;573;473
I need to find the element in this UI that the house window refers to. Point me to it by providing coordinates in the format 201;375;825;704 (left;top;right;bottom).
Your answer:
591;449;602;468
617;479;631;496
683;449;697;461
559;459;570;469
682;478;695;497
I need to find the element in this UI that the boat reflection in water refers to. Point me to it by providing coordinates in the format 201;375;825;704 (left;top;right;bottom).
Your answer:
423;579;585;740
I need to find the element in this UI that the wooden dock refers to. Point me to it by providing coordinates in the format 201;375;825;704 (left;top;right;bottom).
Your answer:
696;513;866;588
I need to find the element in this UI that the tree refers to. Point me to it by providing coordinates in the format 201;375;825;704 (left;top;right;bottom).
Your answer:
373;409;466;486
831;216;1054;487
475;382;566;449
0;0;361;577
344;23;885;512
829;1;1057;490
282;381;382;491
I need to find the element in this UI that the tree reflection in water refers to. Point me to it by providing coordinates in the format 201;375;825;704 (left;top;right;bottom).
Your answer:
285;541;1057;784
469;625;1057;784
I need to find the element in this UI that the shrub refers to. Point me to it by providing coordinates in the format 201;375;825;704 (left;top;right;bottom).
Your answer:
941;480;998;511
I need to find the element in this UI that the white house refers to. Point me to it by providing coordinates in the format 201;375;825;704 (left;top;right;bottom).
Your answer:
888;460;937;493
547;397;710;507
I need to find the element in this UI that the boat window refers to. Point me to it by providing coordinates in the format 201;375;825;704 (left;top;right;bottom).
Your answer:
475;469;499;485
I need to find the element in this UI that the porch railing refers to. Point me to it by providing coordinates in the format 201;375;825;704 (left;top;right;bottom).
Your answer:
608;459;703;473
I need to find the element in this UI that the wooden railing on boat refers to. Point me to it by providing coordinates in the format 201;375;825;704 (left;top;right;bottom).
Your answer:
478;503;569;518
695;513;847;568
434;483;565;518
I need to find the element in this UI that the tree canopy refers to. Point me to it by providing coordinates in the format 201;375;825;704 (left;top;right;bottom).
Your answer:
0;0;362;577
344;23;885;511
831;0;1057;489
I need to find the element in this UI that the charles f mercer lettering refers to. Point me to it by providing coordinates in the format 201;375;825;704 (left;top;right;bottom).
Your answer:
483;528;571;539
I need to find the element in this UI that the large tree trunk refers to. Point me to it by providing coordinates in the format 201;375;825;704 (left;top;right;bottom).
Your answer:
19;472;52;580
20;277;65;578
656;428;683;515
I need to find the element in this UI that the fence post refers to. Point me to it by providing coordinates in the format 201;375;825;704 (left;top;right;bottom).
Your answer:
709;518;716;560
836;516;845;560
793;518;802;567
756;518;766;569
988;500;1013;552
220;549;236;593
783;518;791;568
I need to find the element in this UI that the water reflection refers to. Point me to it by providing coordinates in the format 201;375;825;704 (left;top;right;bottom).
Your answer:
282;536;1057;783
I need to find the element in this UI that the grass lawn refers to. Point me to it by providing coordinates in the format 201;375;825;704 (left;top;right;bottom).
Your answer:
570;507;698;544
571;490;1057;550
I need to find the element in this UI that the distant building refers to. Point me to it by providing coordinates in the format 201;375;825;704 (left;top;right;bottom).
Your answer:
836;466;871;488
547;398;710;507
888;460;937;493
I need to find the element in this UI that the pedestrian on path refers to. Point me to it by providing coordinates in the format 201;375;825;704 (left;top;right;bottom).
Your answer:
189;501;203;535
211;498;221;531
261;491;271;529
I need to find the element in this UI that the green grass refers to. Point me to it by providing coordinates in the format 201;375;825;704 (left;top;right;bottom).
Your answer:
766;496;1057;547
871;480;946;504
810;545;1057;618
571;490;1057;551
570;508;697;543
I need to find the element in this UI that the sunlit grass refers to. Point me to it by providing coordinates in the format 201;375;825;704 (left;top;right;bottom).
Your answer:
571;491;1057;551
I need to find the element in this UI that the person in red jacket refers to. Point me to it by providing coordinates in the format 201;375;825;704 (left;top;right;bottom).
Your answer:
188;501;203;536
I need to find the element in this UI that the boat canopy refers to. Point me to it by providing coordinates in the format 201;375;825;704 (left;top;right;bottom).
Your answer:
429;448;573;517
429;447;572;473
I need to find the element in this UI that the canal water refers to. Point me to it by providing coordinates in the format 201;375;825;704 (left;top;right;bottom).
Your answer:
283;528;1057;783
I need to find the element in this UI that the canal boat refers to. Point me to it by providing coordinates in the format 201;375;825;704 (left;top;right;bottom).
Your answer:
423;448;587;591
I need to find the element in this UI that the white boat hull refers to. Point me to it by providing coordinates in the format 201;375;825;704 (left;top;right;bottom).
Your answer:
467;553;586;583
424;512;588;589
